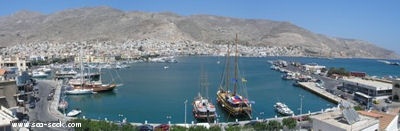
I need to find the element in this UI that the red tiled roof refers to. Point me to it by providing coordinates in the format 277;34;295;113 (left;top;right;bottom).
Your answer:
0;69;6;75
358;110;397;130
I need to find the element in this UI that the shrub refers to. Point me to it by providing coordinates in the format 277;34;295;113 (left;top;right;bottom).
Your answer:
282;118;297;129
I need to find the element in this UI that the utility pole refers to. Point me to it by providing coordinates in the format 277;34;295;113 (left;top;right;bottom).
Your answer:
184;99;188;124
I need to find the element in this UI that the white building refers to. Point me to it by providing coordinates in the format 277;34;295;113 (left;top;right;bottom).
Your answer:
311;109;379;131
74;55;116;63
0;106;18;131
0;56;30;72
341;77;393;107
302;63;326;74
342;77;392;97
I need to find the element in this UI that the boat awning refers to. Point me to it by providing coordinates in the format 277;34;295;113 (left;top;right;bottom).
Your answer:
228;95;248;104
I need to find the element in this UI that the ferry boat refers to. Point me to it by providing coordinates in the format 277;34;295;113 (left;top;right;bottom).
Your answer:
193;69;216;122
216;34;252;119
274;102;294;116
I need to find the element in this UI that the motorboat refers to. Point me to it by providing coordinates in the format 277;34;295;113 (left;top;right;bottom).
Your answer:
274;102;294;116
67;109;82;117
65;88;93;95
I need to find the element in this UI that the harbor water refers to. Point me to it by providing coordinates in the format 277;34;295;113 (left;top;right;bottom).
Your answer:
65;56;399;123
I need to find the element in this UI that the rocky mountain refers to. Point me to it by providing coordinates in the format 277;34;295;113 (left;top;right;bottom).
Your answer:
0;6;398;59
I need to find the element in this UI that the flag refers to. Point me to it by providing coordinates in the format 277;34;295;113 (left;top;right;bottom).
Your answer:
241;78;247;82
231;78;238;83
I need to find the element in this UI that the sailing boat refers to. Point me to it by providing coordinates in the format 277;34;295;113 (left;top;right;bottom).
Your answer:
216;34;252;119
66;46;94;95
192;68;216;122
79;68;118;92
68;46;117;93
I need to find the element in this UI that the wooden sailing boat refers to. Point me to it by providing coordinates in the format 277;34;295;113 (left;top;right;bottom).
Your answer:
192;66;216;122
67;46;117;93
79;67;117;92
216;34;252;119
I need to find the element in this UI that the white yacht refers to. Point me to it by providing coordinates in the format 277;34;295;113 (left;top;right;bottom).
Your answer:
65;88;93;95
31;71;48;78
67;109;82;117
274;102;294;116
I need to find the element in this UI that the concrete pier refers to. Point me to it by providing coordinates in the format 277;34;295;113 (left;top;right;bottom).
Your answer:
298;82;345;104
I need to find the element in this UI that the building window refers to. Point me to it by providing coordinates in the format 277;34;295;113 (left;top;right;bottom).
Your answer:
395;84;400;88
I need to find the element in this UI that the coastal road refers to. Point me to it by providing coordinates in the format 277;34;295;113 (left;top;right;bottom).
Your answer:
28;80;72;131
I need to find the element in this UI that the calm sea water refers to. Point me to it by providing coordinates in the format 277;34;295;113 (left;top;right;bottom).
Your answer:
65;56;399;123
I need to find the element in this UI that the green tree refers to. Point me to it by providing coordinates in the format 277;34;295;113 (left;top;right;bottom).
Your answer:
252;122;268;130
208;125;222;131
282;118;297;129
354;105;363;111
327;67;350;76
266;120;282;131
188;126;207;131
70;118;137;131
225;125;241;131
170;125;187;131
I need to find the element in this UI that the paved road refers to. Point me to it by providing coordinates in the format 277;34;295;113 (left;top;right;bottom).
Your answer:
28;80;72;131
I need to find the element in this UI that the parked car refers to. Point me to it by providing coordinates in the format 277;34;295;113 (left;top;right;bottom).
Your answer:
47;95;53;101
384;99;392;103
138;124;153;131
154;124;169;131
29;102;35;109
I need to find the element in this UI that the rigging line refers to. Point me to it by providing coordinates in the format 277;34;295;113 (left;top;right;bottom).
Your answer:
225;111;231;123
114;69;123;84
108;69;115;83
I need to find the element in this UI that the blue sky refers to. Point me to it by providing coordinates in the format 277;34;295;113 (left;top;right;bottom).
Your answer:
1;0;399;54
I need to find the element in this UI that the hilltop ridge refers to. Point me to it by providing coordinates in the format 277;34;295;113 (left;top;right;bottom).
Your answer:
0;7;398;59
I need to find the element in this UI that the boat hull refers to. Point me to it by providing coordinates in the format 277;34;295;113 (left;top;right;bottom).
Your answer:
192;111;216;121
67;110;81;117
65;89;93;95
76;84;117;92
216;90;252;118
192;98;216;122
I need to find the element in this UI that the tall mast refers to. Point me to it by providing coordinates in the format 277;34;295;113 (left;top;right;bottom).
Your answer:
80;44;84;87
200;64;209;99
234;34;238;95
225;40;230;91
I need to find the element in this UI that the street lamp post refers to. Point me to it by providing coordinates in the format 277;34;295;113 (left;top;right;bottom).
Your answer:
184;99;188;124
166;115;172;125
118;114;124;124
299;95;304;130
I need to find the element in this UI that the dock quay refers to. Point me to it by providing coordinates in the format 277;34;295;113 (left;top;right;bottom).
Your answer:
40;80;73;122
298;82;346;104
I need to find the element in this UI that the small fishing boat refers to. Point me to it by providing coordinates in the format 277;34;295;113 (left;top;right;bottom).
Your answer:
67;109;82;117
